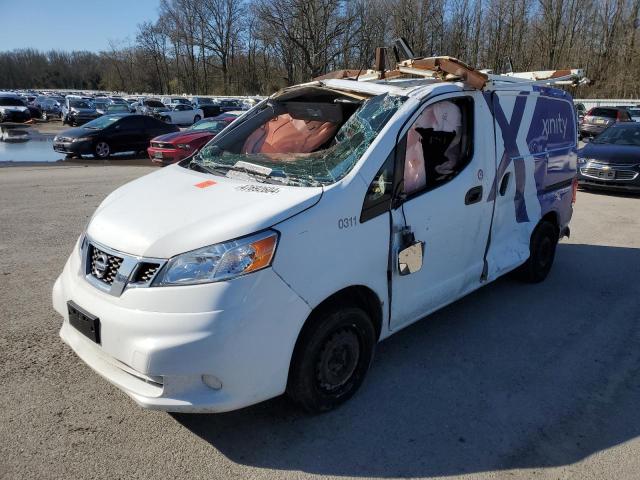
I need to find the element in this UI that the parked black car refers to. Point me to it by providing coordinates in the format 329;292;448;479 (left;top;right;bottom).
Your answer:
62;97;101;126
35;97;63;120
218;98;243;113
53;114;179;159
577;122;640;193
579;107;632;138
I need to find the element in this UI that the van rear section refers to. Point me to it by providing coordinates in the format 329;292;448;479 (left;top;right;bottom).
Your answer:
484;88;577;281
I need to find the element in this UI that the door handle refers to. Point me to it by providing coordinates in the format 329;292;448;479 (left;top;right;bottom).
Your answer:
464;185;483;205
499;172;511;196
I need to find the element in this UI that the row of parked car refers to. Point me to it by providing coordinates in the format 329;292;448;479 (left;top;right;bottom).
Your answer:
1;89;261;126
52;111;242;164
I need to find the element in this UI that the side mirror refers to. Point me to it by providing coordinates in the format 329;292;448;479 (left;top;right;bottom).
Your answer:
398;241;424;276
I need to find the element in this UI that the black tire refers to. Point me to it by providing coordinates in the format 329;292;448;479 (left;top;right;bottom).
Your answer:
193;115;201;123
287;303;376;413
513;221;558;283
161;116;171;123
93;141;110;159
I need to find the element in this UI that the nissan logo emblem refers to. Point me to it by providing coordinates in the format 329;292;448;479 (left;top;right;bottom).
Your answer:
93;252;109;279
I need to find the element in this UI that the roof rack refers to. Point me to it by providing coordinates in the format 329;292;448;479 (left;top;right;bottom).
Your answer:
316;51;589;91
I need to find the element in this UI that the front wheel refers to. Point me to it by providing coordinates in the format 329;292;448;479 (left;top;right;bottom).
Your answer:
193;115;201;123
93;141;110;159
161;116;171;123
287;304;376;413
513;221;558;283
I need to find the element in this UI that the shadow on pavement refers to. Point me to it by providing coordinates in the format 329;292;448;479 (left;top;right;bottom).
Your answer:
173;243;640;477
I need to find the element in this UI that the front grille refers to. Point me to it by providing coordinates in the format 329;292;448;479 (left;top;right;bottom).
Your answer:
151;142;175;149
89;245;123;285
132;262;160;284
83;240;166;296
581;166;638;181
615;170;638;180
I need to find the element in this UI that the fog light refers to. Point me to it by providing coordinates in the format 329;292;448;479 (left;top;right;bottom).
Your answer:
202;374;222;390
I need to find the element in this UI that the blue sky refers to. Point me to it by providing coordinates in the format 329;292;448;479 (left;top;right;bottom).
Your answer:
0;0;160;52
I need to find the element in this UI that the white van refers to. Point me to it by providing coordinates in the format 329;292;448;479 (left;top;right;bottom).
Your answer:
53;59;580;413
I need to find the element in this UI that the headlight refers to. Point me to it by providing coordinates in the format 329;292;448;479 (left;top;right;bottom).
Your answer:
577;157;586;165
73;137;93;142
154;230;279;286
176;143;191;150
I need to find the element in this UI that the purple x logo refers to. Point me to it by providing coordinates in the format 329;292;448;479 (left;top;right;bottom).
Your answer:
484;93;530;223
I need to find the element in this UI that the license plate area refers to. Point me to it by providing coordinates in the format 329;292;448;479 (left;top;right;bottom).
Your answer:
153;151;163;159
68;301;101;344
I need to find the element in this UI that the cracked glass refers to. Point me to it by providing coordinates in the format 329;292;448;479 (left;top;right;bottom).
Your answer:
193;93;406;187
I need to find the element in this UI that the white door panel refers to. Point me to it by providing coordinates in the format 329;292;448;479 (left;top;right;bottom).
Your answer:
390;92;495;330
485;92;541;280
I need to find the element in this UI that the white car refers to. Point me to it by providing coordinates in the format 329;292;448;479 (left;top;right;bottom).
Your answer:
158;104;204;125
53;59;580;413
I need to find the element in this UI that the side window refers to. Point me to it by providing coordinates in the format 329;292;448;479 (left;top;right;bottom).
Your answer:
402;97;473;196
361;149;397;222
143;117;161;129
120;117;144;129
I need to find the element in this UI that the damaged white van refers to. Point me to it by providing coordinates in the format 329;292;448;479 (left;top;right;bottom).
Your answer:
53;57;582;413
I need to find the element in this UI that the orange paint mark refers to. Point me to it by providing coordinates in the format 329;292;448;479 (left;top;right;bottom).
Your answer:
195;180;217;189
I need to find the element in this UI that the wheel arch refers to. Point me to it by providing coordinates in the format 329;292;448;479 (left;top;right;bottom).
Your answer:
290;285;384;365
286;284;383;408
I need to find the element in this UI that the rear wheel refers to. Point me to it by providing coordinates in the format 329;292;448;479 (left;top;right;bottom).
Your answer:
287;304;376;413
93;141;110;159
513;221;558;283
193;115;201;123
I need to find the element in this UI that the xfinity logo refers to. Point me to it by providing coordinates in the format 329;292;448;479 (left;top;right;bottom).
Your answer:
542;114;568;138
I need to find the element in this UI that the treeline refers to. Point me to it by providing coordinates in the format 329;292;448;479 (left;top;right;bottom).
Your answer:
1;0;639;97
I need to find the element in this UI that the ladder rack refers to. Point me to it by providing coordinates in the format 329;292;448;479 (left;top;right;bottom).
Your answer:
316;55;589;91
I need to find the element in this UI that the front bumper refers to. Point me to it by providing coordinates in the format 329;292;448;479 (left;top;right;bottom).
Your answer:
147;146;190;165
578;163;640;192
52;243;310;412
579;123;607;137
0;110;31;123
67;114;100;125
53;140;93;155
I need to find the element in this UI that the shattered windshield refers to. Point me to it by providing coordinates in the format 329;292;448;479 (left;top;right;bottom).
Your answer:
191;93;405;187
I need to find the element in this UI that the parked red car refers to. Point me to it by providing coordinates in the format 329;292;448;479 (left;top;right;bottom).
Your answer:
147;112;241;165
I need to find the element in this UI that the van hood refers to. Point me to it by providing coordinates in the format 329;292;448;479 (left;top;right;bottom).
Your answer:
87;165;322;258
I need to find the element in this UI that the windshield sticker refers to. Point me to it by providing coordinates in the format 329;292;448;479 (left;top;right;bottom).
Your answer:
194;180;217;188
236;185;280;194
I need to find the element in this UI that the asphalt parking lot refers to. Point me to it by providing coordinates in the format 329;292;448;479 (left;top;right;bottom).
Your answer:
1;165;639;480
